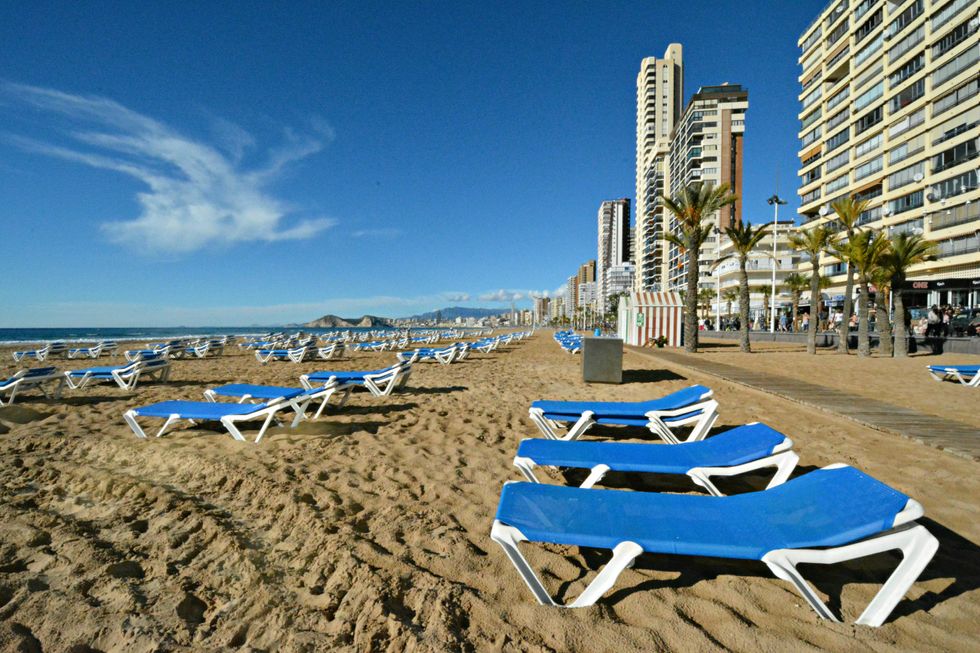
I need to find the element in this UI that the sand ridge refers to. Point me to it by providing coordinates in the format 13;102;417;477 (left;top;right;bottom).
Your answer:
0;334;977;651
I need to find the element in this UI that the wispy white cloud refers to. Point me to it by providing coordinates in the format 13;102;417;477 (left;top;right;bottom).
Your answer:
0;81;335;253
478;289;526;302
442;292;471;302
351;227;402;238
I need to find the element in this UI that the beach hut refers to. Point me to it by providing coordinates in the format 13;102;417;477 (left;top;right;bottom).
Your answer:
618;292;684;347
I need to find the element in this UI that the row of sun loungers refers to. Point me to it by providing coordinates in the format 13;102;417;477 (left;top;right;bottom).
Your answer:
490;386;940;628
0;357;174;404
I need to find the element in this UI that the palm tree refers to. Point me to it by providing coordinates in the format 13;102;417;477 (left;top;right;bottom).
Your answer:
849;229;891;357
717;221;769;352
697;287;715;321
884;233;938;358
869;262;893;358
722;287;739;321
783;272;809;332
829;197;869;354
753;284;774;331
662;182;737;352
789;225;836;354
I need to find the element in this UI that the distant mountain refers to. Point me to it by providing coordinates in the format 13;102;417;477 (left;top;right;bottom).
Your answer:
304;314;393;328
403;306;507;321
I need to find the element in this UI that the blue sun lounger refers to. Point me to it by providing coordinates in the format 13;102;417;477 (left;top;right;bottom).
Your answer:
529;385;718;443
0;367;66;405
514;422;798;495
64;358;171;390
12;341;67;362
491;465;938;627
927;365;980;387
124;398;298;443
300;361;411;404
204;379;339;426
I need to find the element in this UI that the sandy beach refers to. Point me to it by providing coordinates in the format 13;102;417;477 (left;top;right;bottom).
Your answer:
0;333;978;651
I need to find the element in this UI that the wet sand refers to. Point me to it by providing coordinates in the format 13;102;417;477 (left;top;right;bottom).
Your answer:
0;334;977;651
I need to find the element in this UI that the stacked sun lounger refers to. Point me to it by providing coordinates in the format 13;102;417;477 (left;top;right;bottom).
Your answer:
64;356;172;390
553;330;582;354
0;367;66;405
489;385;939;628
12;341;68;362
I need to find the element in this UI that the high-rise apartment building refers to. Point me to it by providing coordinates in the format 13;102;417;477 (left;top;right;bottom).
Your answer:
634;44;684;293
578;260;596;285
597;199;632;313
797;0;979;309
666;84;749;292
565;274;578;316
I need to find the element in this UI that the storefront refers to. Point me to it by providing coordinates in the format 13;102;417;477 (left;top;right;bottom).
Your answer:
900;278;980;309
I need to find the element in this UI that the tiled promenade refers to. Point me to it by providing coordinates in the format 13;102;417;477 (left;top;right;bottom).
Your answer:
627;346;980;461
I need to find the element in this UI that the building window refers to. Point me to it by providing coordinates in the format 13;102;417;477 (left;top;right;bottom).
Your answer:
887;161;925;190
932;139;979;173
888;134;925;165
889;53;925;88
932;18;973;59
854;133;883;158
855;8;883;42
825;150;850;174
826;85;849;110
932;77;979;118
825;128;849;153
886;0;922;38
936;232;980;258
825;173;849;194
888;190;924;215
891;218;924;236
855;82;884;111
854;32;884;66
932;47;979;88
930;169;978;200
889;79;925;113
888;107;925;137
801;126;822;148
801;26;822;53
932;0;973;32
855;155;883;180
888;25;924;62
854;106;883;135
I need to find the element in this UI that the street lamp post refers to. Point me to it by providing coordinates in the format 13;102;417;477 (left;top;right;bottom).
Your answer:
767;194;788;332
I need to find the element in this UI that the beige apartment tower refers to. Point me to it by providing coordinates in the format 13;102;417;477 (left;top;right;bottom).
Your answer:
634;43;684;293
796;0;979;309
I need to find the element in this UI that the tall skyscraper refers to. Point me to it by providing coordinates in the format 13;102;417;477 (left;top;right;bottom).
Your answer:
796;0;979;310
597;198;632;313
666;83;748;291
634;43;684;293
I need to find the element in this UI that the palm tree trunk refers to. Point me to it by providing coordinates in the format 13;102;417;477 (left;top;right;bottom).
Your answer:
807;271;819;354
893;277;908;358
838;264;854;354
739;262;751;353
876;287;893;357
684;248;700;353
857;277;871;357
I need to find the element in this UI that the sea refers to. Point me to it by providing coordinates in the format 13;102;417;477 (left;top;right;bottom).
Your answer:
0;326;408;345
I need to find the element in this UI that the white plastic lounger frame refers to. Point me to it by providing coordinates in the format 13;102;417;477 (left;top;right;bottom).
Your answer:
255;345;310;364
513;436;799;497
186;342;211;358
317;342;344;360
67;344;103;359
528;398;719;444
927;366;980;387
123;403;286;443
490;465;938;627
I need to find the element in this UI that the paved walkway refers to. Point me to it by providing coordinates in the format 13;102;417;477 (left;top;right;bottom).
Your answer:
627;346;980;461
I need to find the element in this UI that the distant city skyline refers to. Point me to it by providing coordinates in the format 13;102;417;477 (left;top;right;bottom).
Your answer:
0;1;828;326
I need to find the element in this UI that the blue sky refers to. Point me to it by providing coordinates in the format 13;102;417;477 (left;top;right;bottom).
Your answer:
0;0;827;326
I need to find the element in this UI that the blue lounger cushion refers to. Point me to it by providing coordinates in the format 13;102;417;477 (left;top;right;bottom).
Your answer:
67;366;129;377
133;400;269;420
928;365;979;374
494;466;910;560
516;423;787;475
3;367;58;384
209;384;309;400
533;385;712;420
306;368;392;382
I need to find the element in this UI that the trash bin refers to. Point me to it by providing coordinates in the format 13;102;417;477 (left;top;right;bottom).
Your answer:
582;337;622;384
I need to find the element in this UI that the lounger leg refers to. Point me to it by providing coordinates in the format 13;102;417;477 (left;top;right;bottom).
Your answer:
491;521;643;608
687;450;800;496
561;412;596;441
762;524;938;627
124;410;147;438
685;402;719;442
220;416;249;442
512;457;541;483
528;408;558;439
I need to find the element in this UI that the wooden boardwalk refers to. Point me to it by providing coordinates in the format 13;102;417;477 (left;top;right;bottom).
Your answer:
627;346;980;461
